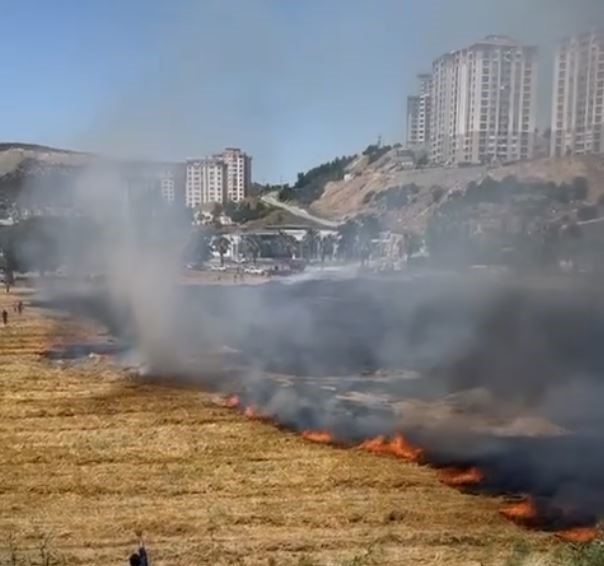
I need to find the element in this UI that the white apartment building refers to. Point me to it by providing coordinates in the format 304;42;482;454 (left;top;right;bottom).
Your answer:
185;159;227;208
406;74;432;147
216;147;252;203
159;168;176;204
551;29;604;157
430;36;538;165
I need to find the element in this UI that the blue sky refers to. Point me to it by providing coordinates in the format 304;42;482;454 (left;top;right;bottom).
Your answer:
0;0;602;183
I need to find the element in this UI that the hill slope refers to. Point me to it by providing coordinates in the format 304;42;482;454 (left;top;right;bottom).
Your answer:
310;152;604;232
0;144;90;177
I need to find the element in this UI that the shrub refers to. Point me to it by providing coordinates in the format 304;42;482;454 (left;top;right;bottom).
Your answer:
570;176;589;201
431;186;445;203
577;204;598;222
362;191;375;205
555;184;572;204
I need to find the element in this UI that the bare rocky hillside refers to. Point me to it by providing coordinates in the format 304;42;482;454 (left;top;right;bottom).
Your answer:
0;144;90;177
311;150;604;232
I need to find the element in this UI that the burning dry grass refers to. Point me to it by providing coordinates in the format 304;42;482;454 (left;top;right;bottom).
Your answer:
500;499;540;527
438;467;485;488
0;288;589;565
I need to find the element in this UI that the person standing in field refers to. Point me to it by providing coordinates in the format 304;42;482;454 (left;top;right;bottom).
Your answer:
17;301;23;315
2;310;8;325
128;531;149;566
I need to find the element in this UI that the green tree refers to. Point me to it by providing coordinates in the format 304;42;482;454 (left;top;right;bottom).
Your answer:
184;229;213;266
337;220;359;260
213;235;231;266
404;232;422;258
320;234;336;264
278;231;299;259
302;228;320;260
278;187;295;202
211;203;224;227
357;215;381;241
242;234;262;264
571;176;589;201
577;204;598;222
431;186;445;203
416;154;429;168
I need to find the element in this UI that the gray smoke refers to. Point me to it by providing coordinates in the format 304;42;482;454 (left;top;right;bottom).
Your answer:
12;0;604;533
21;165;604;531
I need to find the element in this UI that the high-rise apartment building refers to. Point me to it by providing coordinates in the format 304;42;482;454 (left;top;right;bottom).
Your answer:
406;74;432;147
216;147;252;203
185;148;252;208
551;29;604;157
185;159;227;208
430;36;537;165
159;168;176;204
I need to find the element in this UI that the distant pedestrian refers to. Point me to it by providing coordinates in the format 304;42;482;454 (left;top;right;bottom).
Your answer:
128;531;149;566
2;310;8;326
17;301;23;315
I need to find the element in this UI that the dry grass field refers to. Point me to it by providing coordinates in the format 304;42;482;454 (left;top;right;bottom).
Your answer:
0;287;578;565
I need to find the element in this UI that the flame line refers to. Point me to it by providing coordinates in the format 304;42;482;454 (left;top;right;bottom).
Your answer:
222;394;599;543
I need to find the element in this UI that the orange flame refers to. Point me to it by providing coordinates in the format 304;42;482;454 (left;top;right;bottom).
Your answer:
500;498;539;525
225;395;240;408
302;430;334;444
243;406;273;423
244;406;257;418
358;434;424;462
438;467;484;487
555;527;598;544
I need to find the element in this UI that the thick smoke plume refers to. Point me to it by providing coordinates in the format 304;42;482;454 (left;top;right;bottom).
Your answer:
25;168;604;533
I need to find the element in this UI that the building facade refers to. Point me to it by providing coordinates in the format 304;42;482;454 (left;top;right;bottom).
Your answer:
186;148;252;208
430;36;538;165
185;159;228;208
406;74;432;148
551;29;604;157
159;168;176;204
215;147;252;203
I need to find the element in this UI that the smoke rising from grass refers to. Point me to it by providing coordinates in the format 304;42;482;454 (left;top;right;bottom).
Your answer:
13;0;604;535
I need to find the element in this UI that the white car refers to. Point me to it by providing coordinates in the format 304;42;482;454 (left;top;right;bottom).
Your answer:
244;266;266;276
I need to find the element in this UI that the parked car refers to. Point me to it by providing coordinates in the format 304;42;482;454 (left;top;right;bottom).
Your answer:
244;266;267;276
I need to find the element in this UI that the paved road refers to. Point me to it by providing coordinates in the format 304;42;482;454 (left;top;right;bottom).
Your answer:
261;192;342;228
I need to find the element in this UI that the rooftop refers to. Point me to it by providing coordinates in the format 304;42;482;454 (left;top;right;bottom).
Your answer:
435;35;536;60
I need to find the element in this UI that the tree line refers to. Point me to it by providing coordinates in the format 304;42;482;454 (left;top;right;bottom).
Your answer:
278;155;356;205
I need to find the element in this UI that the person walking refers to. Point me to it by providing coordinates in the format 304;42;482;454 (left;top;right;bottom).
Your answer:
2;310;8;326
128;531;149;566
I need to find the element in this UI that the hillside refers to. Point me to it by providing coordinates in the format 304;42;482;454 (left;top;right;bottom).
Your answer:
0;144;90;177
309;152;604;232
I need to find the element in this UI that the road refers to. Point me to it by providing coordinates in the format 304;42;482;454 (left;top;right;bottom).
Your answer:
261;192;342;228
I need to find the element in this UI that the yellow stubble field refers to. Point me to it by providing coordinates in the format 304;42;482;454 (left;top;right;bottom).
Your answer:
0;287;564;565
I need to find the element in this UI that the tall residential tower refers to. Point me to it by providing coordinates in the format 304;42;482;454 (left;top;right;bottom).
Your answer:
185;159;227;208
406;74;432;148
185;148;252;208
216;147;252;203
551;28;604;157
430;36;538;165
